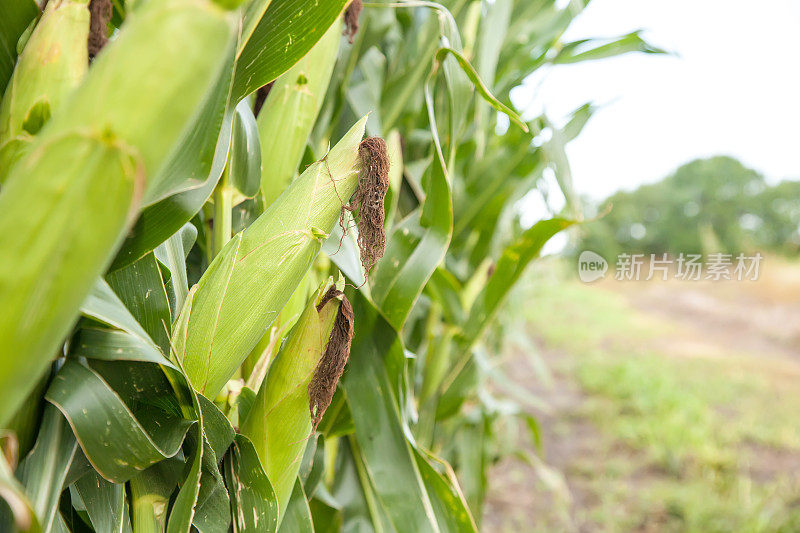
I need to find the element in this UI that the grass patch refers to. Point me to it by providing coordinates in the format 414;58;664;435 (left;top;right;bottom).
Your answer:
519;261;800;531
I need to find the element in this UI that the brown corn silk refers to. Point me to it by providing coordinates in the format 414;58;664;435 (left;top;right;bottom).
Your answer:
88;0;112;60
343;136;389;275
344;0;363;44
308;287;354;429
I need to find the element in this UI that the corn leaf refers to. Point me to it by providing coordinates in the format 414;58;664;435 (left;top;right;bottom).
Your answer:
72;471;133;533
154;223;198;322
232;0;347;101
0;0;37;94
460;217;574;348
413;448;477;532
0;447;40;533
107;252;172;355
223;435;279;533
45;360;192;483
371;157;452;330
15;405;76;533
342;292;440;531
277;480;313;533
553;31;668;64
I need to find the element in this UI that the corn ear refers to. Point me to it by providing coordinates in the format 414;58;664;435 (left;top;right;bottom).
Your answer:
240;279;342;522
0;0;90;182
0;0;235;427
258;19;341;208
0;131;143;426
174;116;367;398
242;268;317;389
35;0;236;202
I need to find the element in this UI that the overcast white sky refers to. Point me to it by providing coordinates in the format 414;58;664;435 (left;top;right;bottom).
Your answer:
512;0;800;202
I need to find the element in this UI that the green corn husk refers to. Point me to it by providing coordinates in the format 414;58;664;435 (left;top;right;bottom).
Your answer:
174;116;367;398
32;0;236;201
0;132;142;427
0;0;90;183
0;0;235;427
240;279;342;522
258;19;341;208
242;268;317;388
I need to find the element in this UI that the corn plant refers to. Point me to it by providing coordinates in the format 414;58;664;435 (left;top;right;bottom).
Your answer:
0;0;660;531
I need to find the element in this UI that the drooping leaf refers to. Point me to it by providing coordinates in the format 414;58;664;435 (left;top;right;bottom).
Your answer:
45;360;192;483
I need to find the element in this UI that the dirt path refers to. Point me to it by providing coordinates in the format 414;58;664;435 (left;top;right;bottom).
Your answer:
483;275;800;531
483;344;600;532
610;279;800;363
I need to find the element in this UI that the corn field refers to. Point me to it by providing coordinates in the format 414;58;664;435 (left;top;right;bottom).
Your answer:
0;0;659;531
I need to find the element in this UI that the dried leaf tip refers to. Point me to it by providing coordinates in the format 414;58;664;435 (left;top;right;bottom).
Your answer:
308;287;354;430
344;0;363;44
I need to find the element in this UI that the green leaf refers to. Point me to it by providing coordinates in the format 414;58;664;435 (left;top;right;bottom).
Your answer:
413;448;477;532
16;405;77;533
45;360;192;483
258;19;341;208
232;0;347;101
106;252;172;354
229;99;261;198
460;217;574;347
0;132;142;427
0;0;37;94
72;471;133;533
433;46;527;134
553;31;668;64
342;292;439;531
371;157;452;330
223;435;279;533
0;444;40;533
154;223;197;322
277;480;313;533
